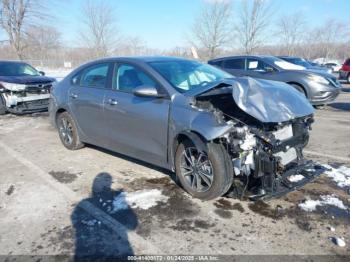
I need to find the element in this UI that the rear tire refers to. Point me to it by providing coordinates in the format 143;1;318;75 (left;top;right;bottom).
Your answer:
175;140;233;200
57;112;84;150
347;74;350;84
0;94;7;115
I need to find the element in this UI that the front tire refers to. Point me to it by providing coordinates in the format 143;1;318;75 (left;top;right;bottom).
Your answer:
175;140;233;200
347;74;350;84
0;94;7;115
57;112;84;150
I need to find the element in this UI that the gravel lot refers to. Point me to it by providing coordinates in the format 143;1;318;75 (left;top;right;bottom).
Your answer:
0;82;349;259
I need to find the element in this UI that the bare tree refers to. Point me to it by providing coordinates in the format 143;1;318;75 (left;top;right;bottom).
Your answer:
314;19;349;59
189;0;232;60
0;0;44;59
163;46;192;58
114;36;151;56
276;12;307;56
79;0;119;58
235;0;273;54
24;25;61;60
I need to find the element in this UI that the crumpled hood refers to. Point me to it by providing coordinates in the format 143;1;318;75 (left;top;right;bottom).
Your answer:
231;77;314;123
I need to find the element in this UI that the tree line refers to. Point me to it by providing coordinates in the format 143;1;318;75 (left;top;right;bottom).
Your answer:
0;0;349;66
190;0;349;61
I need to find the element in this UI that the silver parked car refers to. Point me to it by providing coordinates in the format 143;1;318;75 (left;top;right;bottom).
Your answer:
208;55;341;106
278;56;333;74
50;57;317;200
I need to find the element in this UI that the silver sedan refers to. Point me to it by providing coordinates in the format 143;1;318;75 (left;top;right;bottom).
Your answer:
50;56;316;200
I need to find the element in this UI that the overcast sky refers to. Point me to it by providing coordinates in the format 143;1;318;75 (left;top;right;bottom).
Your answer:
2;0;349;49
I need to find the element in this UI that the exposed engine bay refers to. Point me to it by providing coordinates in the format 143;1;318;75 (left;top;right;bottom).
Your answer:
192;78;317;200
0;82;52;114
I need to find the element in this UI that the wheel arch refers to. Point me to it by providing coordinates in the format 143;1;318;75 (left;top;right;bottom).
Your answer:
287;82;308;97
54;107;68;126
170;130;209;170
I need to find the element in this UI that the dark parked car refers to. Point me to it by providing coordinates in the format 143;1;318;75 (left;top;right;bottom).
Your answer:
0;61;56;114
208;55;341;105
50;56;317;200
278;56;332;74
339;58;350;83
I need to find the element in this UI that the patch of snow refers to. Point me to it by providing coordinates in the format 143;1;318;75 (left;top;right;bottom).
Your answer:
305;168;316;172
111;189;169;213
288;174;304;183
323;164;350;188
299;195;347;212
328;226;335;232
331;237;346;247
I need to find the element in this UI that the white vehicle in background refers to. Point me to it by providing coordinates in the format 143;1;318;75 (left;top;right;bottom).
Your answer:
323;62;342;73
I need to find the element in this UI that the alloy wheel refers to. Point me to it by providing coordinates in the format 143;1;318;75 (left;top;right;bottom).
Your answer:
59;117;74;146
180;147;214;192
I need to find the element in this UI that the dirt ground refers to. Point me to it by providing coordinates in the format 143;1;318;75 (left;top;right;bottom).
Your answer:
0;82;349;260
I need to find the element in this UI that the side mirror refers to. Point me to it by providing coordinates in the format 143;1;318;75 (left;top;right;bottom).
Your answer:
39;71;45;76
133;85;164;98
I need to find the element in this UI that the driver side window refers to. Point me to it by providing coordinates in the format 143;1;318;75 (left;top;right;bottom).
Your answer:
113;64;158;93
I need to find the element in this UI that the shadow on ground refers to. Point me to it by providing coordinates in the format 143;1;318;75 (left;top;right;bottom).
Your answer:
71;172;137;260
88;144;175;179
328;102;350;112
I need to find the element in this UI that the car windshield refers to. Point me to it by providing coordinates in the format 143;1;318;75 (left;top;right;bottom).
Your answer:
267;57;305;70
286;58;311;68
0;62;40;76
149;60;232;93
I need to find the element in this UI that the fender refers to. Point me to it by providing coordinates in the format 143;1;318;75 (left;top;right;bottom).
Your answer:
178;131;208;153
169;130;209;171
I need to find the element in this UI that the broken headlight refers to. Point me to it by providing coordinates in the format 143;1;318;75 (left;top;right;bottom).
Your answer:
0;82;26;91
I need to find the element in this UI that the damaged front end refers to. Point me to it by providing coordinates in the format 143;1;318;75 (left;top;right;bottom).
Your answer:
192;77;318;200
0;82;52;114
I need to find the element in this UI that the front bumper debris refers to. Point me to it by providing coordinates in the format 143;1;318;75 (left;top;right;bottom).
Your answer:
7;98;49;114
1;87;51;114
249;161;323;200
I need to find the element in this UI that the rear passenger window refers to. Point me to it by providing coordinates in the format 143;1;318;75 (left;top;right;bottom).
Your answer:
80;63;109;88
224;59;245;69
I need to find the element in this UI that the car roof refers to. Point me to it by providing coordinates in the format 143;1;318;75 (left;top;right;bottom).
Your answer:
209;55;277;62
0;60;30;64
86;56;193;64
278;56;300;59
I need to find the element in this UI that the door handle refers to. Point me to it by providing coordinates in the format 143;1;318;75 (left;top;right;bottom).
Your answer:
108;98;118;105
70;93;78;99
